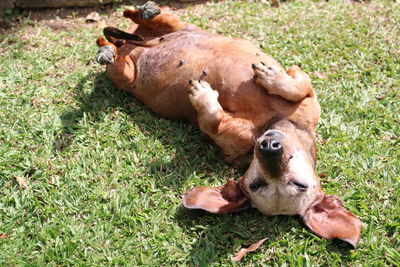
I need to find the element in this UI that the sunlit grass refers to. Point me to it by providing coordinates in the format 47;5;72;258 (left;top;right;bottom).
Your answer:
0;0;399;265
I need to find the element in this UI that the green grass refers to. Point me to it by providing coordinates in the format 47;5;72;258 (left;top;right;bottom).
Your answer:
0;0;399;265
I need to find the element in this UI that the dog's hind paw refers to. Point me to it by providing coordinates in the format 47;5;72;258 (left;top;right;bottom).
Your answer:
96;45;115;65
139;1;161;20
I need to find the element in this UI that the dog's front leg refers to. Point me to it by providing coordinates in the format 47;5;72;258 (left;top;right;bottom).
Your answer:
252;63;314;102
123;1;186;34
188;80;255;164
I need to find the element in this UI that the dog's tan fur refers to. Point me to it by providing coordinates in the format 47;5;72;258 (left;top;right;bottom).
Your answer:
96;4;361;247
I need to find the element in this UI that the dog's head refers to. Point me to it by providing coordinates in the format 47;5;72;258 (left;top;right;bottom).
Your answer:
183;119;361;247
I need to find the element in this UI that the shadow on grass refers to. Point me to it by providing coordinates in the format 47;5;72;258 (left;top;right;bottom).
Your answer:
174;207;293;264
56;70;355;264
174;207;354;264
55;69;228;187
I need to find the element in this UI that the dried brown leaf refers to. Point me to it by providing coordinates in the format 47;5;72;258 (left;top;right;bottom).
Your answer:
86;11;101;23
271;0;280;7
15;176;28;189
0;233;6;239
232;238;268;262
133;152;139;164
313;71;327;79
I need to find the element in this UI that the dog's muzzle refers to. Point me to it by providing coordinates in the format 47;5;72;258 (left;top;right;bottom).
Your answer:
258;130;284;177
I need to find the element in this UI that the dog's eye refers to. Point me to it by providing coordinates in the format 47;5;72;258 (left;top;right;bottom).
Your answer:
250;179;268;192
290;180;308;191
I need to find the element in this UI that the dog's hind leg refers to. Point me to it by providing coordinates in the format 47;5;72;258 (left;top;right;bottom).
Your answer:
188;80;255;164
96;37;118;65
252;63;314;102
123;1;186;34
95;38;138;93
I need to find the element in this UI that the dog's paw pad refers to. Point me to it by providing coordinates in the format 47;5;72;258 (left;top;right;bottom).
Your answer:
139;1;161;20
96;45;115;65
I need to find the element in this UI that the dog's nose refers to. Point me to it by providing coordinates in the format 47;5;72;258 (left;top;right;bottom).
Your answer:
258;131;284;177
259;139;282;155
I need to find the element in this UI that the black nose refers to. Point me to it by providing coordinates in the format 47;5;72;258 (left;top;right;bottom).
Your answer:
259;139;283;155
258;133;284;177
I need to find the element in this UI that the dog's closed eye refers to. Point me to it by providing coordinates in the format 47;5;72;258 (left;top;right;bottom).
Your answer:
290;180;308;191
250;179;268;192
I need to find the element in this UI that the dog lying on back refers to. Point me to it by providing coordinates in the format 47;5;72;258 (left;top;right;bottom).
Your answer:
96;1;361;247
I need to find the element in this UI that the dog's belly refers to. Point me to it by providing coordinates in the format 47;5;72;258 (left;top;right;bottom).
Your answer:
130;31;297;125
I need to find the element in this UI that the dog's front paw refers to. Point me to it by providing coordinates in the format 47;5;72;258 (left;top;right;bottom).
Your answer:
252;62;283;94
188;80;219;111
96;45;115;65
139;1;161;20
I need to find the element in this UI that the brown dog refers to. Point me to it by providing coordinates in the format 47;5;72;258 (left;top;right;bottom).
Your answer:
96;2;361;247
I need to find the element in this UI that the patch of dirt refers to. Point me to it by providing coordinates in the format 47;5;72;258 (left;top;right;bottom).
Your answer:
0;0;213;36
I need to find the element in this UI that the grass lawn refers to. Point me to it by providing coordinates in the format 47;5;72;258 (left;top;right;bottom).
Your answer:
0;0;399;265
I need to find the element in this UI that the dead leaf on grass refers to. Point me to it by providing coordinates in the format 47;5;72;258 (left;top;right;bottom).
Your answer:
15;176;28;189
313;71;327;79
271;0;280;7
232;238;268;262
31;97;45;108
0;233;6;239
86;11;101;23
133;152;139;164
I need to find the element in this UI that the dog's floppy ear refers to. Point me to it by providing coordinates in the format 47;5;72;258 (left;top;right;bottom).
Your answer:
303;194;362;248
183;178;250;214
